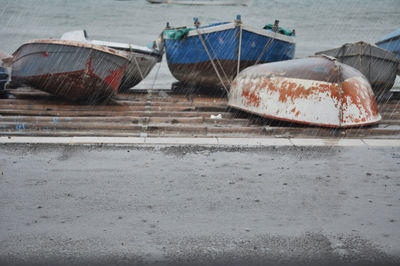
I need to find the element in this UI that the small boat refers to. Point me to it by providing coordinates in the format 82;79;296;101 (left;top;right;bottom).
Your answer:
0;51;11;94
12;40;130;102
146;0;249;6
376;29;400;59
316;41;399;92
163;16;295;92
61;30;163;92
0;51;13;67
0;66;8;93
228;56;381;128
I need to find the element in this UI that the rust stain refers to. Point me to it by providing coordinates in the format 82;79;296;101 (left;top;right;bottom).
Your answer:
239;76;342;109
86;56;94;75
341;77;379;123
20;70;116;102
264;78;339;104
104;66;126;91
231;79;238;90
240;79;261;107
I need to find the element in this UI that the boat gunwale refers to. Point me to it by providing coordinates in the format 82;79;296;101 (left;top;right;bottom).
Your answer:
316;53;400;64
88;40;163;60
13;39;131;60
376;33;400;45
164;22;295;44
316;42;400;63
228;102;381;129
107;46;163;60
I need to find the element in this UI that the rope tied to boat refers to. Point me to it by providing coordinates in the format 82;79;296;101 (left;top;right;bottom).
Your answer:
203;34;230;83
129;44;145;81
255;35;276;65
151;32;165;90
194;18;229;94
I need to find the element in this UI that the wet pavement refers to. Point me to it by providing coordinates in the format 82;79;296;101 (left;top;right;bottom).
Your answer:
0;143;400;266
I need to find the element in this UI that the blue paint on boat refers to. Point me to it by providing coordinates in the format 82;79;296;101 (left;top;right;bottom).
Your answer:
163;16;296;90
376;28;400;59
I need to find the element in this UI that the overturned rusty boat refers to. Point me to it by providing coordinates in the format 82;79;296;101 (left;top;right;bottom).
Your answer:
228;56;381;128
11;40;130;102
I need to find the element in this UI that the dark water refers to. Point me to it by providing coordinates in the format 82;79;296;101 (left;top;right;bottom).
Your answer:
0;0;399;89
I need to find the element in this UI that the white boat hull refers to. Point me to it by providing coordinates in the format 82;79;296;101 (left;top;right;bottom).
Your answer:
229;56;381;128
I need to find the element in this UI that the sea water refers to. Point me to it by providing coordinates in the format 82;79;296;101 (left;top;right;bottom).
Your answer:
0;0;399;89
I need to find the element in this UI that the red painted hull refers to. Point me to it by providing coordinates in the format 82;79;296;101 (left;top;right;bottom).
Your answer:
12;40;129;102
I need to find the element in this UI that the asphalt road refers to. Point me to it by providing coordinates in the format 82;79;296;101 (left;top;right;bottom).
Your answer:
1;143;399;266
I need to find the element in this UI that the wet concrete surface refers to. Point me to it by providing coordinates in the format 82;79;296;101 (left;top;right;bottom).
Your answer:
0;144;399;266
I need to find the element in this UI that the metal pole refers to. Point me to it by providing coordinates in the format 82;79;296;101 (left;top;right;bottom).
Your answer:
236;15;242;76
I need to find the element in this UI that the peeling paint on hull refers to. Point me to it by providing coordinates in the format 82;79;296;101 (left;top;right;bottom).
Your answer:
228;57;381;128
12;40;129;102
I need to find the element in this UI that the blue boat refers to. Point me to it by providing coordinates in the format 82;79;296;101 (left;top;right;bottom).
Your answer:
376;28;400;59
163;16;295;92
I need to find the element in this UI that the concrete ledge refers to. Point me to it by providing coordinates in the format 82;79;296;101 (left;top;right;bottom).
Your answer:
71;137;145;144
144;137;218;145
1;136;400;147
217;137;292;146
290;138;367;147
362;139;400;147
0;136;73;144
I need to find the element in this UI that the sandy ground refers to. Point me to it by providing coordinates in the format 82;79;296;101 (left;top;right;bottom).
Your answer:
0;143;399;266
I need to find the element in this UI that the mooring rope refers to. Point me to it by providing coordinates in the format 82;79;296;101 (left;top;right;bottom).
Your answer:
255;31;276;65
151;58;162;90
204;33;230;83
195;26;229;93
130;45;145;81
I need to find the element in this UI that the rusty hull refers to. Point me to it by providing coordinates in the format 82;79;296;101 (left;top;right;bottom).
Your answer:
12;40;129;102
228;57;381;128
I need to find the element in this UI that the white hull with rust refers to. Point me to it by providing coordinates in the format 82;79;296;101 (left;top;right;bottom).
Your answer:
228;57;381;128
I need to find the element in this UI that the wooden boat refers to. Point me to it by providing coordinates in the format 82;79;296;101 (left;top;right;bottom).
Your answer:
376;29;400;59
316;41;399;92
12;40;130;102
163;16;295;92
146;0;250;6
61;30;163;92
228;56;381;128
